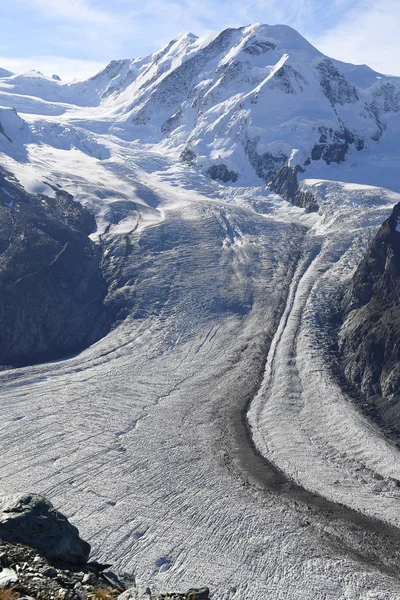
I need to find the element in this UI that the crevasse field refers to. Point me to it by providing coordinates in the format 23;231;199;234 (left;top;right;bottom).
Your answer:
1;24;400;599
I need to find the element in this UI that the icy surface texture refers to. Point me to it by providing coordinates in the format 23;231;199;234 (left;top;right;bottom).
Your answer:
0;24;399;599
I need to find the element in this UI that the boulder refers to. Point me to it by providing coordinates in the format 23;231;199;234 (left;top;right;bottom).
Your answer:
0;567;18;588
0;494;90;565
101;570;126;590
186;589;209;600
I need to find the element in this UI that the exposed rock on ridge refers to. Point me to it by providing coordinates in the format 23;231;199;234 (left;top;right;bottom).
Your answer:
268;164;318;212
339;202;400;429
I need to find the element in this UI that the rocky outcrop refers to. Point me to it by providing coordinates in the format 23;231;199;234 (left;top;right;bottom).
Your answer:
0;538;131;598
243;40;275;55
207;164;238;183
339;202;400;430
161;110;183;135
268;164;318;212
0;171;109;367
265;64;308;95
0;493;210;600
0;494;90;565
180;147;196;166
244;138;287;182
316;59;359;106
311;125;364;166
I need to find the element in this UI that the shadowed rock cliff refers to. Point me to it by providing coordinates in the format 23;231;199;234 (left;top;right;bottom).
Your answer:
0;170;109;367
339;202;400;431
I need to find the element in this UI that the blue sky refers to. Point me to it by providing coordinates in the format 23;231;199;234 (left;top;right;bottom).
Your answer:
0;0;398;80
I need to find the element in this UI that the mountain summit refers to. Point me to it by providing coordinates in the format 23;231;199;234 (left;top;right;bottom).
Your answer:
1;23;400;600
0;24;399;195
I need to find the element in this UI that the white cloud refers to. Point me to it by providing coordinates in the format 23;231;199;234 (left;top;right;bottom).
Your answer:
314;0;400;75
4;0;400;79
17;0;114;24
0;56;104;82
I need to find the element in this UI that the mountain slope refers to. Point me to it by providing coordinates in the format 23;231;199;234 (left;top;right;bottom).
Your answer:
340;201;400;433
0;23;400;600
1;24;399;194
78;24;400;191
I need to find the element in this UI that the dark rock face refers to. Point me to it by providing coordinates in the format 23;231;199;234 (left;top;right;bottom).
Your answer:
0;123;12;143
207;164;238;183
180;147;197;166
243;40;276;55
244;138;287;182
265;64;308;95
340;202;400;411
268;164;318;212
161;109;182;135
311;125;364;166
244;137;319;211
0;171;109;367
0;494;90;564
316;59;359;106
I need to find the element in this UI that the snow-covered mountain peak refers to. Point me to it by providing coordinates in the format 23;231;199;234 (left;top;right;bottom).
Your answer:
1;23;400;600
0;23;399;195
80;22;395;191
171;31;198;43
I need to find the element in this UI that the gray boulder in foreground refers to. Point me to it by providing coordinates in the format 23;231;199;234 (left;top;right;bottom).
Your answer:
0;493;90;564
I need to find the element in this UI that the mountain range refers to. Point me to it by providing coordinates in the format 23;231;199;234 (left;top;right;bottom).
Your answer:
0;24;400;600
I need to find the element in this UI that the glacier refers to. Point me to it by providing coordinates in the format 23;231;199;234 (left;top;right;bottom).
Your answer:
0;23;400;599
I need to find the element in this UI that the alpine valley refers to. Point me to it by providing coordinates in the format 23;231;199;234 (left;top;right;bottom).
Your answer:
1;23;400;599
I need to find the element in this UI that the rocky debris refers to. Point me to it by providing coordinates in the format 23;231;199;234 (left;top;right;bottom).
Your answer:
0;539;128;599
119;587;210;600
0;539;210;600
0;170;109;367
339;201;400;434
0;494;211;600
101;572;126;591
0;494;90;565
